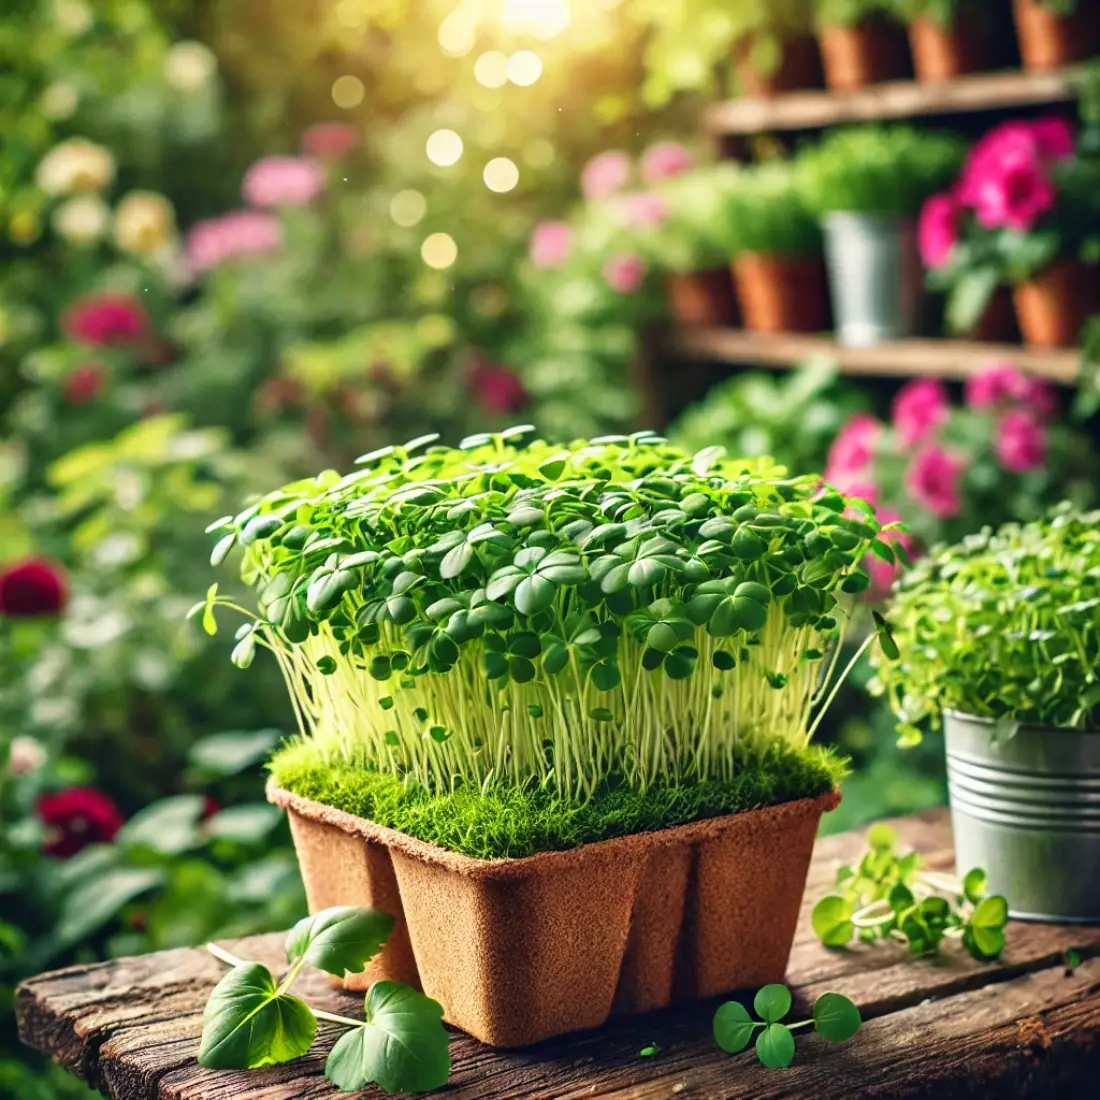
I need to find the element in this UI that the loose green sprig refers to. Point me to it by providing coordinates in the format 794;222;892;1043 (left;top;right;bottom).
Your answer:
199;906;450;1094
811;824;1009;962
869;503;1100;744
713;984;862;1068
196;429;903;801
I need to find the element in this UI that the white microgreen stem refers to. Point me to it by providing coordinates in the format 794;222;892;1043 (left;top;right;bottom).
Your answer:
851;900;896;928
313;1009;366;1029
787;1019;815;1032
206;942;250;969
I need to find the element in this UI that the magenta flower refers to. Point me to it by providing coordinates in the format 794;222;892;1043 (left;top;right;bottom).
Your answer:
63;362;107;405
63;294;149;347
892;379;950;447
242;155;325;207
617;193;669;229
826;413;881;482
640;141;694;182
186;211;283;272
38;788;123;859
1018;376;1059;420
906;446;965;519
603;252;647;293
918;193;959;269
0;559;67;618
468;361;528;414
580;151;631;199
995;409;1047;472
529;220;573;269
301;122;358;160
965;361;1029;409
956;122;1039;206
972;150;1055;232
1029;116;1075;162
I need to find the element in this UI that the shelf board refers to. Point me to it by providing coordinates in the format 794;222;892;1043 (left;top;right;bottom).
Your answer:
704;67;1081;135
671;328;1079;384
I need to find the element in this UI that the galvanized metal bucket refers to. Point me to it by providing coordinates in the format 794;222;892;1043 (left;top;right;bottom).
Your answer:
945;710;1100;923
822;212;920;347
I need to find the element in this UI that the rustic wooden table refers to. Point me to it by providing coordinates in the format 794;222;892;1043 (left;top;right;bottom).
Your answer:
16;809;1100;1099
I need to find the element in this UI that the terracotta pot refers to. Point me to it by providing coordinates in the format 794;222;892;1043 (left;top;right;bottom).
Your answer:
967;285;1020;343
1014;259;1100;348
1012;0;1100;70
818;20;912;90
732;253;831;334
733;34;824;96
665;269;739;328
908;14;992;81
270;783;839;1047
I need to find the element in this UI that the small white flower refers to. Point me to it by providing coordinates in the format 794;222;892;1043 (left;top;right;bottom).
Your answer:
164;40;217;94
52;194;110;246
41;82;79;121
113;191;176;256
8;736;47;777
54;0;93;37
35;138;115;196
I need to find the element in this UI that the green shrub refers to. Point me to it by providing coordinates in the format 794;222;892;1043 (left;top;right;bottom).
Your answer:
723;162;822;256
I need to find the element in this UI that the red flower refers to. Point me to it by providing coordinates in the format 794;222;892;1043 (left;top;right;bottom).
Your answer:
301;122;358;160
63;293;149;347
37;788;124;859
0;558;67;618
63;362;106;405
469;361;528;415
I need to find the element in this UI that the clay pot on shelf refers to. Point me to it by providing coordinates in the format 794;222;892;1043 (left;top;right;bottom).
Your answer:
908;14;993;81
270;783;840;1048
967;285;1020;343
1013;259;1100;348
818;19;912;90
731;253;831;334
665;269;740;328
1012;0;1100;70
733;34;824;96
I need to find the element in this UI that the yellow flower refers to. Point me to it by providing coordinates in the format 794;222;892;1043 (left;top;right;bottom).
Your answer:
52;195;110;246
35;138;115;196
164;41;217;94
113;191;176;256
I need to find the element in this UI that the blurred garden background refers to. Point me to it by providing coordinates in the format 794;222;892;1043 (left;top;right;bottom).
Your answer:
3;1;1100;1094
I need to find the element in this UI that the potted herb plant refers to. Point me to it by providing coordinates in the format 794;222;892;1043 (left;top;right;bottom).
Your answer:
798;126;966;345
199;429;902;1046
730;1;824;97
896;0;997;81
1012;0;1100;70
815;0;912;90
725;162;830;334
919;115;1100;346
870;503;1100;922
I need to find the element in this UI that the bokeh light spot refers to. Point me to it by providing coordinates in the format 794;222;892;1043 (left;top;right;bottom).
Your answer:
334;0;365;28
390;190;427;227
421;232;458;269
331;75;365;109
426;129;464;167
484;157;520;193
506;51;543;86
438;13;477;56
474;51;509;88
501;0;571;40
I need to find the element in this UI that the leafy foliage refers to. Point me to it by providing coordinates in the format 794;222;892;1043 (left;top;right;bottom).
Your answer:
811;823;1010;961
723;162;822;257
207;429;902;802
870;503;1100;740
713;984;862;1068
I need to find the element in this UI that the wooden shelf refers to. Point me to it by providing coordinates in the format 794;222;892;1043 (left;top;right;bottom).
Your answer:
704;67;1081;135
672;328;1079;384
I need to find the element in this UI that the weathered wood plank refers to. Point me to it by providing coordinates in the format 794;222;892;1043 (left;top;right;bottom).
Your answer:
17;809;1100;1099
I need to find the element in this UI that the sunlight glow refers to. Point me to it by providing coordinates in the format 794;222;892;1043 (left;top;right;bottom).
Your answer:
426;129;464;167
506;51;542;86
331;75;365;109
484;157;519;193
390;190;427;227
421;232;458;269
501;0;571;40
474;51;509;88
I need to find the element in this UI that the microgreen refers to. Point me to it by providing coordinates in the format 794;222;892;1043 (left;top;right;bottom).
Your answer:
869;504;1100;744
811;824;1009;962
713;984;861;1069
198;906;450;1094
201;429;902;802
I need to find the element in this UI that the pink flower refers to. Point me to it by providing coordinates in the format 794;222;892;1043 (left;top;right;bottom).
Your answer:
826;413;881;481
186;211;283;272
529;220;573;269
242;156;325;207
603;252;647;293
1018;376;1059;420
1029;116;1075;162
640;141;694;182
63;362;106;404
995;409;1047;472
840;480;880;508
918;193;959;269
906;446;965;519
866;507;916;596
581;151;631;199
63;294;149;346
301;122;358;159
973;151;1055;232
892;379;950;446
469;361;528;414
617;193;669;229
956;122;1039;206
965;361;1029;409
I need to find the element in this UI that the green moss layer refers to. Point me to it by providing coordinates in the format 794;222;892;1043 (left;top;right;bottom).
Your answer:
269;741;848;860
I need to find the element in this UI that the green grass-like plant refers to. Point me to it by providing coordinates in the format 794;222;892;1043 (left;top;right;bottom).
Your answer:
815;0;897;27
870;503;1100;744
200;429;902;804
722;162;823;257
797;126;967;217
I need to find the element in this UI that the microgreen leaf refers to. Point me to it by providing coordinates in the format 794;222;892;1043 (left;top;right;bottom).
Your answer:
198;963;316;1070
324;982;450;1094
811;895;854;947
713;1000;756;1054
755;1022;795;1068
812;992;862;1043
753;983;792;1023
285;906;395;978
